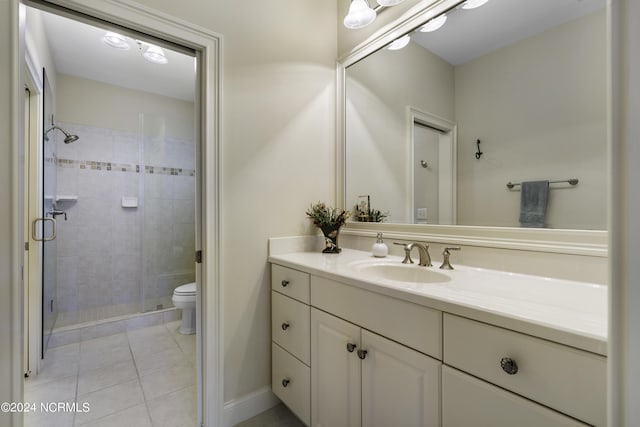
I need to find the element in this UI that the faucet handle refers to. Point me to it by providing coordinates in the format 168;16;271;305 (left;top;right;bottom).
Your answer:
393;242;414;264
440;247;461;270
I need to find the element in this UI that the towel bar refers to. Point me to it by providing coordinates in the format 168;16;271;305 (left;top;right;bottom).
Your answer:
506;178;579;189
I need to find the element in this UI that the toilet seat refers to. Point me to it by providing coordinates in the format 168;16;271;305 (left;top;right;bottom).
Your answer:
174;282;196;296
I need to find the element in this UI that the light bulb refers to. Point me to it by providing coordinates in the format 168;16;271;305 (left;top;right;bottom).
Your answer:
419;14;447;32
344;0;376;29
461;0;489;10
387;34;411;50
377;0;405;6
102;32;130;50
143;45;168;64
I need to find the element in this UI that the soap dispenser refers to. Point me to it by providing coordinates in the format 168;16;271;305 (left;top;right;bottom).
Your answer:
372;233;389;258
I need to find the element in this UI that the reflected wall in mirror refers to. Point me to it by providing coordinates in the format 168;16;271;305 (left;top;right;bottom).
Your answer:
345;0;606;230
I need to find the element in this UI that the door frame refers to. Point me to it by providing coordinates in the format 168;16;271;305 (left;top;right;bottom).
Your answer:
23;43;44;378
407;107;457;225
12;0;224;426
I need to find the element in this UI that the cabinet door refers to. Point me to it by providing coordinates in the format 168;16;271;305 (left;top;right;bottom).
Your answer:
442;366;588;427
311;308;361;427
361;330;441;427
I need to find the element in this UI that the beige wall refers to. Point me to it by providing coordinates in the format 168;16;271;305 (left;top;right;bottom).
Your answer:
455;10;607;229
346;41;453;222
25;7;56;94
128;0;337;403
56;74;195;140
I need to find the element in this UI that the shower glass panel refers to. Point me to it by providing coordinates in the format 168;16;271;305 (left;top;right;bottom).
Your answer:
140;113;196;313
42;70;58;355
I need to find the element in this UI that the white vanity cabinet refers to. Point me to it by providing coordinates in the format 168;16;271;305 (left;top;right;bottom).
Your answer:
271;265;311;425
270;259;606;427
311;308;441;427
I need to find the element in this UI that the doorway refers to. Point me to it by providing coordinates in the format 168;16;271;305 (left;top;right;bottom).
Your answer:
17;0;221;425
408;107;457;225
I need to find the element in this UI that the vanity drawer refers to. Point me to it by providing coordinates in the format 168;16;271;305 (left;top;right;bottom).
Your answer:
272;264;310;304
442;366;588;427
272;343;310;426
311;276;442;359
272;291;310;365
443;314;606;426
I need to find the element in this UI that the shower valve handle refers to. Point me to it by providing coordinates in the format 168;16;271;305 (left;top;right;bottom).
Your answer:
48;209;67;221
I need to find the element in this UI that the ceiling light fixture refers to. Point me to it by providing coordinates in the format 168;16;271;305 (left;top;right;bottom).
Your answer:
142;45;168;64
102;31;130;50
419;14;447;32
377;0;405;6
387;34;411;50
343;0;377;29
461;0;490;10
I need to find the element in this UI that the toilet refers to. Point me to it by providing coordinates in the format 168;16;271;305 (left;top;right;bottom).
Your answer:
172;282;196;334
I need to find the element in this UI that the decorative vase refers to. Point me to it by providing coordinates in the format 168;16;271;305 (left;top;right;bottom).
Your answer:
320;224;342;254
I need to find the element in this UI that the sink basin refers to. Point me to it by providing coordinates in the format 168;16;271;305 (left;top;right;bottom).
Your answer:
353;262;451;284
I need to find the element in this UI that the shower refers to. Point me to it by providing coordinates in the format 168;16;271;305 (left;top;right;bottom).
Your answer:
44;124;80;144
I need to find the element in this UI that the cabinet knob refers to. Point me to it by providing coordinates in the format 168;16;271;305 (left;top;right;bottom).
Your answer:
500;357;519;375
357;349;368;360
281;378;290;387
346;343;357;353
281;280;289;287
281;322;290;331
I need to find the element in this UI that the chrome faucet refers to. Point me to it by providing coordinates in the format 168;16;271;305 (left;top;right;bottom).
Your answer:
439;247;461;270
394;242;432;267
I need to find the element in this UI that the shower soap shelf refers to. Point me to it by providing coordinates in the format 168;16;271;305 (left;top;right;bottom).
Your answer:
55;195;78;202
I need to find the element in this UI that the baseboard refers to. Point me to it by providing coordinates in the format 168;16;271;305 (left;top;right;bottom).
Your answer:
223;385;280;427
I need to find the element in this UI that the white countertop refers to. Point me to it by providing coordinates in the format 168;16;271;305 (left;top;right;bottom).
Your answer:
268;248;608;355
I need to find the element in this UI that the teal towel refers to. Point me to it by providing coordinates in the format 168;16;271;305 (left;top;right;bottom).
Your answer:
519;180;549;228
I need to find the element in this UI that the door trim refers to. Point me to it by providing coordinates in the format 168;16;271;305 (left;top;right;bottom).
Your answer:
14;0;224;425
23;50;43;378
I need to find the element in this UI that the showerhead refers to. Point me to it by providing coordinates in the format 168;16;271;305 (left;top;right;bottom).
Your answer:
44;125;80;144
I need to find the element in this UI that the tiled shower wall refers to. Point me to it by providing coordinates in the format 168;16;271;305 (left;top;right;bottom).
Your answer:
55;120;195;327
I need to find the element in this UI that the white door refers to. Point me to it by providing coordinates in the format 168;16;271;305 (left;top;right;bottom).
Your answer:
361;330;441;427
311;308;361;427
413;123;440;224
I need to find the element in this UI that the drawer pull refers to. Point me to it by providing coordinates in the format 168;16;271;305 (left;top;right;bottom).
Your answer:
357;349;368;360
281;322;290;331
346;343;357;353
281;280;290;287
500;357;519;375
281;378;290;387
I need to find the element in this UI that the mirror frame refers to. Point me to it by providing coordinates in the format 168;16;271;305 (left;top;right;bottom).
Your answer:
336;0;608;257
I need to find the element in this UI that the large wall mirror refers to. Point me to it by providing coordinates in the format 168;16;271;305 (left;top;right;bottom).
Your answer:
342;0;607;233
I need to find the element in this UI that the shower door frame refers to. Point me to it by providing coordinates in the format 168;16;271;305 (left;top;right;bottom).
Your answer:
15;1;224;426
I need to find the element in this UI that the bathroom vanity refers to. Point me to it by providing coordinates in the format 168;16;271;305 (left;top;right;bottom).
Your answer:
269;249;606;427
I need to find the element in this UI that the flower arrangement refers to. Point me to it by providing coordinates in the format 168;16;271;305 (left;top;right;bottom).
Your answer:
353;195;388;222
306;202;350;228
306;202;350;253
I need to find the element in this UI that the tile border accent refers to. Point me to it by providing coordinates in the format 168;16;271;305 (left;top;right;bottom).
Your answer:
57;157;195;177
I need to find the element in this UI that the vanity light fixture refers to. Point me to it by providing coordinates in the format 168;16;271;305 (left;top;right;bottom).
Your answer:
344;0;377;29
461;0;490;9
142;44;168;64
419;14;447;32
376;0;405;6
102;31;130;50
386;34;411;50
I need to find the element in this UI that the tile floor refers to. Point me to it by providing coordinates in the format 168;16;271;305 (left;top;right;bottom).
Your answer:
24;321;196;427
235;404;305;427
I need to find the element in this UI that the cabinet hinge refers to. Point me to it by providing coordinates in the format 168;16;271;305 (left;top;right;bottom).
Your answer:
196;250;202;264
